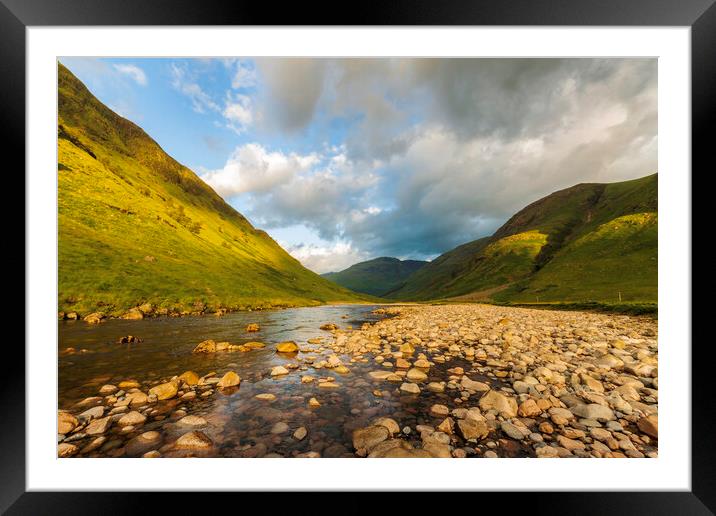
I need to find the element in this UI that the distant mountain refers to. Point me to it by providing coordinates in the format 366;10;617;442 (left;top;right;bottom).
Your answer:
322;257;428;297
387;173;657;304
57;63;367;316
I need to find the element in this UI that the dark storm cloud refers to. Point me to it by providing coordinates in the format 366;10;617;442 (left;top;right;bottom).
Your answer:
205;58;657;270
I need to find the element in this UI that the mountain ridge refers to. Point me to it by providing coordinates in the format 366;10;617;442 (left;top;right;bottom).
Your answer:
57;62;368;317
387;173;657;304
322;257;428;297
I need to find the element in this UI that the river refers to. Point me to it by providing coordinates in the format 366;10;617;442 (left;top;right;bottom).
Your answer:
58;304;479;458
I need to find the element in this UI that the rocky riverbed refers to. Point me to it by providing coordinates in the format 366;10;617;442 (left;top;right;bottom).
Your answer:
58;304;658;458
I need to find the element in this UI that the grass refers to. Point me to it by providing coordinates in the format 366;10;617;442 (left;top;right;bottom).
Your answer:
487;300;658;317
58;63;369;316
389;174;657;306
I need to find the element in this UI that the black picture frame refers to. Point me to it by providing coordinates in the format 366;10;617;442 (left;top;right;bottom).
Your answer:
4;0;712;513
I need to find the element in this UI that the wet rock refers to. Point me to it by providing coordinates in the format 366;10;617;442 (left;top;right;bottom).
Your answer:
461;376;490;393
217;371;241;388
457;419;489;441
413;358;431;368
118;380;141;390
80;436;107;454
118;411;147;427
478;390;518;418
536;445;559;458
396;358;410;369
85;416;112;435
58;443;78;457
372;417;400;435
570;403;615;422
501;421;526;440
320;323;339;331
118;335;142;344
437;417;455;435
637;414;658;438
246;323;260;332
352;425;390;455
557;435;585;451
193;340;217;353
406;368;428;382
99;384;118;395
518;399;542;418
149;381;179;400
178;415;207;427
123;308;144;320
83;312;105;324
270;422;289;434
58;412;79;434
427;382;445;393
271;366;289;377
276;341;299;353
175;431;213;449
293;427;308;440
400;382;421;394
369;371;394;381
126;431;164;456
255;393;276;401
179;371;200;386
308;397;321;408
429;404;450;418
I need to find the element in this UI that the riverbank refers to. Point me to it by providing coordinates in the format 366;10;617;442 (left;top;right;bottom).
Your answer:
58;303;658;458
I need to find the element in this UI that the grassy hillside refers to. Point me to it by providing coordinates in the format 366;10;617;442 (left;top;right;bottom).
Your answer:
389;174;657;304
322;257;427;296
57;62;367;317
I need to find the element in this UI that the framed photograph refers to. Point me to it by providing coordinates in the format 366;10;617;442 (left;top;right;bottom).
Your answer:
6;0;712;512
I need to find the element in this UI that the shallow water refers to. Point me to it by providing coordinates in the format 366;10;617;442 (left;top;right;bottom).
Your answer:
59;304;500;458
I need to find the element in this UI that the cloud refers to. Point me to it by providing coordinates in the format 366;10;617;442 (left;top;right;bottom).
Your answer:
112;64;147;86
200;143;319;197
282;241;370;274
223;93;253;134
198;58;657;271
255;59;327;132
231;62;257;89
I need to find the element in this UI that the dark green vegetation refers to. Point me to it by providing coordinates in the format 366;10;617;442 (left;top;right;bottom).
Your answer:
57;63;368;316
388;174;657;304
322;257;428;296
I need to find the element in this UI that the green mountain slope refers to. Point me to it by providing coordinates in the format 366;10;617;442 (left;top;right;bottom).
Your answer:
322;257;428;296
57;62;367;316
388;174;657;303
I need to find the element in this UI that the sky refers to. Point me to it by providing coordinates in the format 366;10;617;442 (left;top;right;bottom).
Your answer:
60;57;657;274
